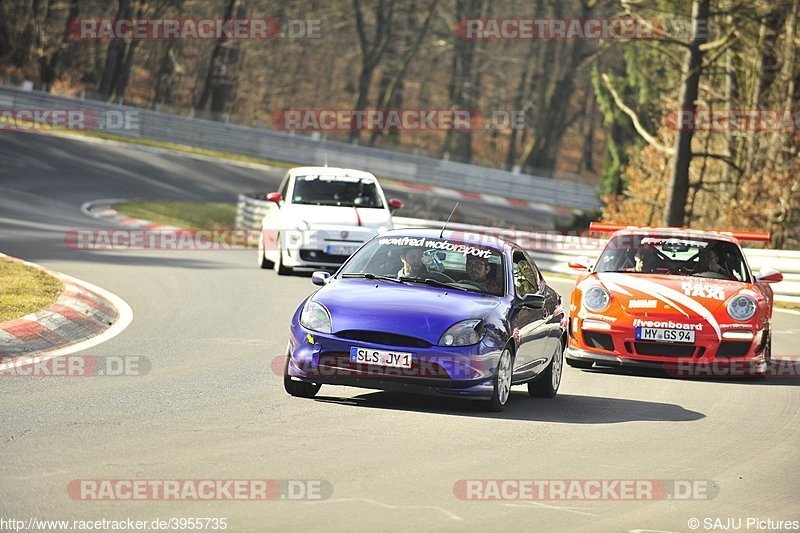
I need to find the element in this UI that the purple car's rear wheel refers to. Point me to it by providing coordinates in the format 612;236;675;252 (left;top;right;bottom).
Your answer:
529;339;564;398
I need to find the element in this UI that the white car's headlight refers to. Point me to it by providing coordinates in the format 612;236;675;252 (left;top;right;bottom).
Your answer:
439;319;484;347
727;295;756;322
296;220;311;231
583;286;610;312
300;300;332;333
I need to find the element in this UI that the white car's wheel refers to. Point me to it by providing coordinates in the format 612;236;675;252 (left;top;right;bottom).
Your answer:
258;232;274;269
274;234;292;276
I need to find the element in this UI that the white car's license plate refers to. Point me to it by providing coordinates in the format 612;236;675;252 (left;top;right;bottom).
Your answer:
326;245;359;256
635;327;695;344
349;347;413;369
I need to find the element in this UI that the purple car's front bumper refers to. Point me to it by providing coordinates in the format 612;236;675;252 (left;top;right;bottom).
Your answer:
286;322;503;399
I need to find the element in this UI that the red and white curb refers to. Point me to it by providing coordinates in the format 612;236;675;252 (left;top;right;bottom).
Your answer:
81;198;183;230
0;253;133;370
379;178;578;218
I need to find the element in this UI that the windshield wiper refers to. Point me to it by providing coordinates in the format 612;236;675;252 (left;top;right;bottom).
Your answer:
399;276;472;292
341;273;405;284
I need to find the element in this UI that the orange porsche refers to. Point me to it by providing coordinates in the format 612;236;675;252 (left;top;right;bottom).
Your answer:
566;223;783;377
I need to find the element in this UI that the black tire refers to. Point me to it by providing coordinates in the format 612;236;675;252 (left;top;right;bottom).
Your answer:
473;347;513;412
274;234;292;276
566;358;594;369
529;339;564;398
258;232;274;269
752;332;771;380
283;352;320;398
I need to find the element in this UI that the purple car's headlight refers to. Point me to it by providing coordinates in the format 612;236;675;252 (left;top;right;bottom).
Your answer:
300;300;331;334
439;319;484;347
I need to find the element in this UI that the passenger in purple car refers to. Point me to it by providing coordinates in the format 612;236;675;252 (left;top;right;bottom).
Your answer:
398;247;429;277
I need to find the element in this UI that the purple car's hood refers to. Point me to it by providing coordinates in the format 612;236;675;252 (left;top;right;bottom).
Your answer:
314;278;501;344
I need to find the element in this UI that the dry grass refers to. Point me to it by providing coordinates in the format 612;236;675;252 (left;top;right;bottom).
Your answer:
0;259;64;322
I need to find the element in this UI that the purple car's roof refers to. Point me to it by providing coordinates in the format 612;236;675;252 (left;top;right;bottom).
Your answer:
379;228;514;252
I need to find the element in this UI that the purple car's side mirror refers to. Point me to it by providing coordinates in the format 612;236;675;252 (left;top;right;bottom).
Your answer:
311;271;331;286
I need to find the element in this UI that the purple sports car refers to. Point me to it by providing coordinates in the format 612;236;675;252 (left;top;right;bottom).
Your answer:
283;229;567;411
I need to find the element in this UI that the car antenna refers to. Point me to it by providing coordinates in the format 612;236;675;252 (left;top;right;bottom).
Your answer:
323;151;328;167
439;202;459;238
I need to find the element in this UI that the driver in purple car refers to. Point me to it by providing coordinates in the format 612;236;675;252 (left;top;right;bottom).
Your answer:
466;254;501;293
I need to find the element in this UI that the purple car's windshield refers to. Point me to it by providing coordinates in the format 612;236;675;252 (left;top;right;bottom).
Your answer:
595;234;751;282
339;236;505;296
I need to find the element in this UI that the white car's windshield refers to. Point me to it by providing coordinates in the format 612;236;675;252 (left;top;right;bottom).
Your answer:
339;236;505;296
292;175;384;208
595;234;751;282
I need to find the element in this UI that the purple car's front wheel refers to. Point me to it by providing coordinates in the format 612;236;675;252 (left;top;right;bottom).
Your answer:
474;348;512;412
283;351;321;398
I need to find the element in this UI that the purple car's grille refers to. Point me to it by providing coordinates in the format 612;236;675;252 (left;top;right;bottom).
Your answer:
335;330;432;348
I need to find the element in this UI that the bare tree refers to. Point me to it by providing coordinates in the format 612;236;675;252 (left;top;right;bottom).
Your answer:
664;0;710;227
351;0;396;142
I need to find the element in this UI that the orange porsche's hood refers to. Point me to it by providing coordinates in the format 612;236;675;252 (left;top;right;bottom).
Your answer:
593;273;745;317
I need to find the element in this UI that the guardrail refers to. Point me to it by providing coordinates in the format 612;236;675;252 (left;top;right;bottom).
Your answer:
237;193;800;304
0;85;600;210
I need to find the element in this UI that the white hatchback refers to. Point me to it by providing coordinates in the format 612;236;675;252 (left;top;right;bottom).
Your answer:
258;167;403;274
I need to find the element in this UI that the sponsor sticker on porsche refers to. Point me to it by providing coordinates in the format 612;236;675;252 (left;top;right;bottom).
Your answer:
680;282;726;300
629;299;657;309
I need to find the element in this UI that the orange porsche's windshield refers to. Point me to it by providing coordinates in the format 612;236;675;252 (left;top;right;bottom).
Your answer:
595;235;751;282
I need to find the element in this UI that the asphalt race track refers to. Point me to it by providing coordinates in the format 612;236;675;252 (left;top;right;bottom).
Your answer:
1;131;799;532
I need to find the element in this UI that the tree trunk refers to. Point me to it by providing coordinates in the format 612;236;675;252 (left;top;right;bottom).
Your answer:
744;7;784;174
196;0;242;114
517;1;592;173
442;0;483;162
369;0;437;147
720;44;738;198
664;0;709;227
98;0;132;100
505;45;536;170
350;0;396;143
